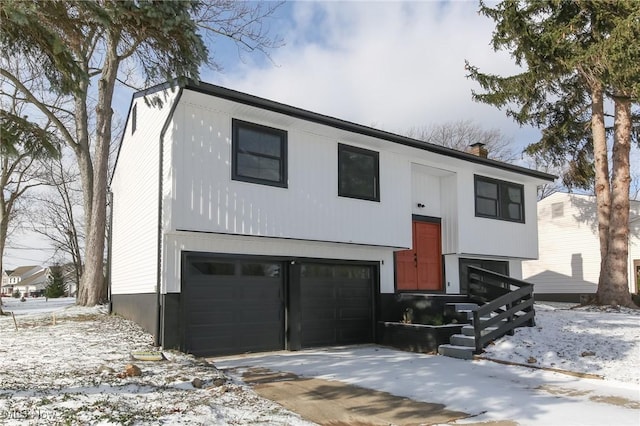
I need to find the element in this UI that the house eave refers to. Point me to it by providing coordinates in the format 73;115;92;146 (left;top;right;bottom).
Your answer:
183;81;556;182
128;80;556;182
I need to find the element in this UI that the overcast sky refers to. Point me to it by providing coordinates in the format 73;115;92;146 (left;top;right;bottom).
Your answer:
209;0;540;151
4;0;638;269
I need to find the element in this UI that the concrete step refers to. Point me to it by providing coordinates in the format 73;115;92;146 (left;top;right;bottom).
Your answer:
461;325;499;337
450;334;476;347
471;316;507;326
444;303;479;322
438;344;475;360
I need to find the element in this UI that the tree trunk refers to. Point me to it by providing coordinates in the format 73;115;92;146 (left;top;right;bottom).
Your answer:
76;32;120;306
590;85;613;304
0;217;6;315
0;158;9;315
71;69;92;302
597;96;633;307
591;86;610;259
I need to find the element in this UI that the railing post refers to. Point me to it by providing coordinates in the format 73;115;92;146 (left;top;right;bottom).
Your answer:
473;310;482;354
526;290;536;327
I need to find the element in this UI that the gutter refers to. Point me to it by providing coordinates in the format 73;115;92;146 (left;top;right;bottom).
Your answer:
130;80;556;182
155;88;184;347
184;81;557;182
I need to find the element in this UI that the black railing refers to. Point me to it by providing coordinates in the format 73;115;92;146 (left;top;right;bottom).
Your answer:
467;266;535;354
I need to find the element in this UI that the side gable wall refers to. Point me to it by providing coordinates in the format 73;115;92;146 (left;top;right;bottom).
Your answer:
111;91;178;296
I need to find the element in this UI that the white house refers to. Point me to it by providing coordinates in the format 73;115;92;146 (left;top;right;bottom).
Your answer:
1;265;49;297
110;81;554;356
523;192;640;302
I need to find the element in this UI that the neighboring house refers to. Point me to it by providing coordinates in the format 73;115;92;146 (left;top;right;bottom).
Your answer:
1;270;15;295
110;81;554;356
523;192;640;302
1;266;49;297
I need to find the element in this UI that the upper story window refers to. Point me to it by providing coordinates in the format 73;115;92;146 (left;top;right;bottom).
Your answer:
232;119;287;188
474;175;524;223
338;143;380;201
131;103;137;135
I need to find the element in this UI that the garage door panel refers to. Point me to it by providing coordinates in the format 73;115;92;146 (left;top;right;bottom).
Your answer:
339;327;373;343
302;307;337;321
300;285;336;299
299;263;375;349
183;256;375;355
338;282;371;297
183;257;284;357
339;306;371;319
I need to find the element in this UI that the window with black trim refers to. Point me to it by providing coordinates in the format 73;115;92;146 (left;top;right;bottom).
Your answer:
232;119;287;187
474;175;524;222
131;103;137;135
338;144;380;201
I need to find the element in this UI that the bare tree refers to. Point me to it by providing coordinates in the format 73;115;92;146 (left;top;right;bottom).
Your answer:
405;119;520;163
631;173;640;201
0;92;57;314
521;153;563;200
1;0;284;306
29;149;84;290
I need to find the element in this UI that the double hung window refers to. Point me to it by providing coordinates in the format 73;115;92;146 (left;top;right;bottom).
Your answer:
338;143;380;201
474;175;524;222
232;119;287;187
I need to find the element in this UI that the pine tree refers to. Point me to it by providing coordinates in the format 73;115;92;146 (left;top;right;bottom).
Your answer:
466;0;639;306
45;265;67;299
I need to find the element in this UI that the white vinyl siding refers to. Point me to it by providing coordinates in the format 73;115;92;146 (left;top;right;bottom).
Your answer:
111;92;177;295
113;85;552;298
168;92;412;249
455;169;539;259
161;231;395;293
411;163;445;218
523;193;640;294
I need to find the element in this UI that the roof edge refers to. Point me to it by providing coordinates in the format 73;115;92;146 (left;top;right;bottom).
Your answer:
134;80;557;182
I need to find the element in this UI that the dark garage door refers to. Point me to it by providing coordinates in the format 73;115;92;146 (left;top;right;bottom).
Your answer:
298;263;375;348
182;256;284;356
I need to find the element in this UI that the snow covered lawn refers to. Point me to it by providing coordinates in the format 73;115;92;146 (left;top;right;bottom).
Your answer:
0;297;312;425
482;303;640;385
1;298;638;425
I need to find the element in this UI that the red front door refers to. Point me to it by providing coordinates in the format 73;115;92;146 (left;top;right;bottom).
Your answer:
395;221;443;291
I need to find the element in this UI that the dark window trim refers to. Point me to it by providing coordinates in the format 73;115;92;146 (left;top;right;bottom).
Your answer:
131;103;137;135
338;143;380;202
232;119;288;188
474;175;525;223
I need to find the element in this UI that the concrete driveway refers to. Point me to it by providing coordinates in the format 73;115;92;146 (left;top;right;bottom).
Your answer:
212;345;639;426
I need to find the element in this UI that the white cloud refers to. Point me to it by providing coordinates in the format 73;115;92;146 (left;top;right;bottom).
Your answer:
214;1;535;147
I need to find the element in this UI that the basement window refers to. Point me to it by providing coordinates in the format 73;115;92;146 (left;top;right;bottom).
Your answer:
232;119;287;188
474;175;524;223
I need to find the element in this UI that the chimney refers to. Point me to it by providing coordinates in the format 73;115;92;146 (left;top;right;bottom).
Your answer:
469;142;488;158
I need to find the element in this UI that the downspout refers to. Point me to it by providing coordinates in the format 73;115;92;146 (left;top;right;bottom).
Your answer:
156;88;185;347
106;189;113;314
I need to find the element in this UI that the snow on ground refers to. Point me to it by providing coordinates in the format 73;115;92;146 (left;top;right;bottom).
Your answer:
481;303;640;385
0;297;313;426
1;298;638;425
